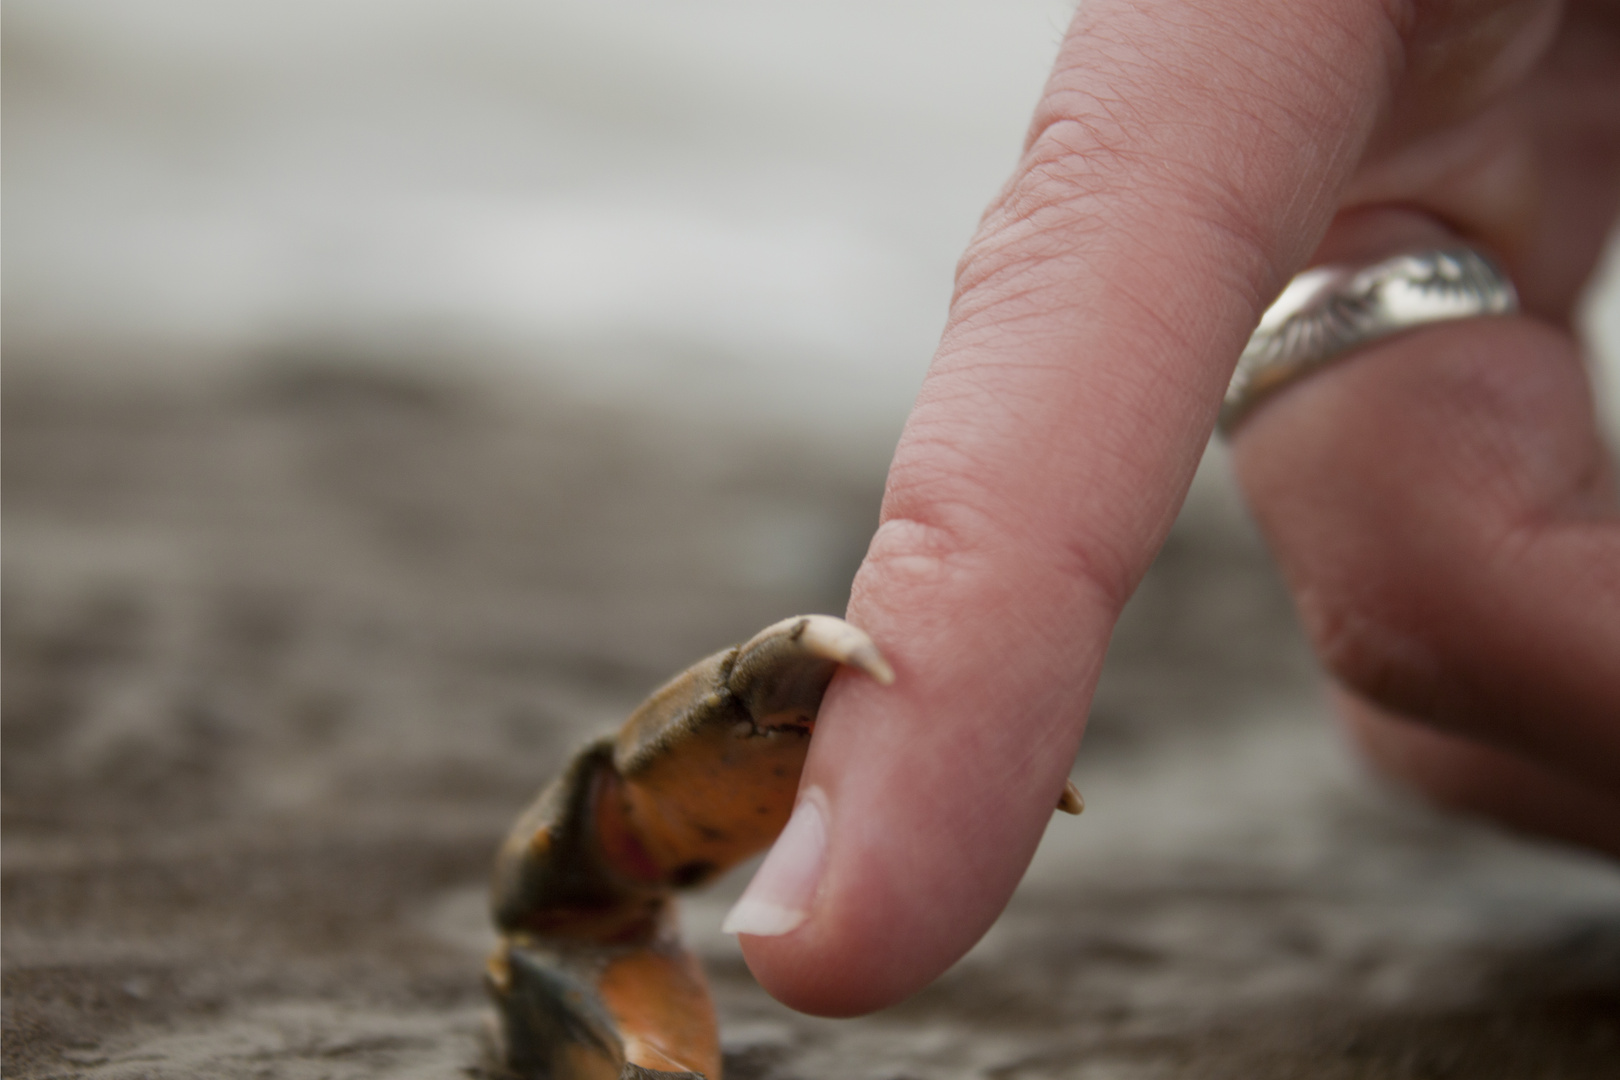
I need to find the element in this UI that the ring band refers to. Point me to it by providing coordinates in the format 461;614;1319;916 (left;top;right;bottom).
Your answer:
1218;247;1519;435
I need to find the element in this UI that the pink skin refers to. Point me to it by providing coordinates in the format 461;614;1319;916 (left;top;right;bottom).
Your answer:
738;0;1620;1018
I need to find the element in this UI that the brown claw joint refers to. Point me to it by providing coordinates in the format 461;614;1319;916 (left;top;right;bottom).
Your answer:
484;615;1079;1079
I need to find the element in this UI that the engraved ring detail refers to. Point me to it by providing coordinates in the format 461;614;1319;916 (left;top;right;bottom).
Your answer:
1218;247;1519;435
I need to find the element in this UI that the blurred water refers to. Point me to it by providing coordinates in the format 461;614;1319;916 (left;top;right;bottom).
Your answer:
5;0;1619;443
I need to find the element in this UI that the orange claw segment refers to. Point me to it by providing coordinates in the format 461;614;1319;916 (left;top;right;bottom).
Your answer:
608;616;891;887
596;947;721;1078
595;768;673;885
619;728;809;885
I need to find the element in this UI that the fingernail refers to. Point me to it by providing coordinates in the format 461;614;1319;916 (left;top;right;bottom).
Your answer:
722;788;827;937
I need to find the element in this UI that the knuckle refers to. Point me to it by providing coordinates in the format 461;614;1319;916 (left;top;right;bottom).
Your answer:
855;451;1138;623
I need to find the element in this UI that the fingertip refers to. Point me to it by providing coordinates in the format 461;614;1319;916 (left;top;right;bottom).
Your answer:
733;610;1093;1016
738;924;912;1018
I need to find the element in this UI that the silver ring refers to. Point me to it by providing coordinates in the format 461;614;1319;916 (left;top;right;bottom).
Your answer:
1218;247;1518;435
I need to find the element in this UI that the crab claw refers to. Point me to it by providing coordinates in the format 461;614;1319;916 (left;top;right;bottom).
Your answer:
608;616;892;889
488;616;890;1079
487;615;1077;1078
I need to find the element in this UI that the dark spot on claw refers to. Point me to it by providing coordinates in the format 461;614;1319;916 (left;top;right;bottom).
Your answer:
771;767;787;778
756;806;770;815
672;861;717;887
697;824;729;841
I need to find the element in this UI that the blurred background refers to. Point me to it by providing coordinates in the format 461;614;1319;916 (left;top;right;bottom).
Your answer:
5;0;1081;443
6;2;1620;1078
7;0;1618;434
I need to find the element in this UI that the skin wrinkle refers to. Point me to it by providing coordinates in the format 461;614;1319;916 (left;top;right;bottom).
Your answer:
967;33;1353;317
863;477;1139;625
964;155;1129;296
1029;0;1395;190
926;358;1114;407
925;343;1182;499
1041;0;1371;143
1202;2;1404;236
879;500;1143;629
1004;121;1273;266
875;453;1005;550
872;425;1024;554
850;520;966;611
902;222;1245;624
951;190;1256;362
908;309;1206;567
941;268;1108;353
907;350;1081;432
945;207;1229;396
943;268;1173;371
951;223;1114;325
951;215;1112;319
953;136;1338;385
1049;64;1328;194
1033;123;1289;277
877;426;1146;590
956;251;1245;435
1023;20;1157;150
1023;81;1140;165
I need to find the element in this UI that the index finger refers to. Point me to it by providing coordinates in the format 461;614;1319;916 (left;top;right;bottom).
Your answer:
735;0;1408;1016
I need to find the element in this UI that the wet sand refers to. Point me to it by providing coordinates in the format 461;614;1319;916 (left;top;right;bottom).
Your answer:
5;362;1618;1079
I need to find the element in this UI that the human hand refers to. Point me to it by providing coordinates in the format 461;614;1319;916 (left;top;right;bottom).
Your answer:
724;0;1620;1016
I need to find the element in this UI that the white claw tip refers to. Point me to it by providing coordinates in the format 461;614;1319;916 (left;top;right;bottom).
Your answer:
1057;780;1084;816
761;615;894;686
850;644;895;686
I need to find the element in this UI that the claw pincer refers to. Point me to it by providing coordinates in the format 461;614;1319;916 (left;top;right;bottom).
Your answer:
487;616;892;1079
